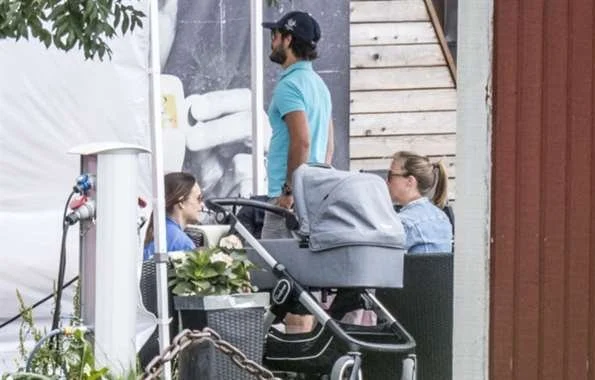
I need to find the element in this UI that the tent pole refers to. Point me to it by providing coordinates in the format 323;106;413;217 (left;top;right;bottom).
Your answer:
251;0;265;195
148;0;171;379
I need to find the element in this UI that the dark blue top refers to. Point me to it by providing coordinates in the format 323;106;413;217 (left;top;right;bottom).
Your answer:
143;217;196;260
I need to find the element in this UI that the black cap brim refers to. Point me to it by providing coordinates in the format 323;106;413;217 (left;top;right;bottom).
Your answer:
261;21;278;29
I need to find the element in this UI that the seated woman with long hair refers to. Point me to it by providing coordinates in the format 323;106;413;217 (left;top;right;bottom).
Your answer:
387;151;453;253
143;172;204;260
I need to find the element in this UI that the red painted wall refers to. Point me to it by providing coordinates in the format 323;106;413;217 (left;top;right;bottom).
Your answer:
492;1;595;379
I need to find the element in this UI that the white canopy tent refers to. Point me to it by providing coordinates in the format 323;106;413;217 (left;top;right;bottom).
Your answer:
0;0;266;375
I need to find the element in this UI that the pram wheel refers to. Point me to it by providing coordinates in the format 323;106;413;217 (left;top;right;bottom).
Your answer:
330;355;363;380
400;354;417;380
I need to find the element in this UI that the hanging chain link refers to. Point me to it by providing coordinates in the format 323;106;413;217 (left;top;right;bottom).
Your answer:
141;327;280;380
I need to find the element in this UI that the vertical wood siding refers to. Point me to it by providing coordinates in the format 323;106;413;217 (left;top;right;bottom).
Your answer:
491;1;595;379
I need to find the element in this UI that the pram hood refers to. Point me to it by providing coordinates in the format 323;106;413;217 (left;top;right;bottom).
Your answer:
292;164;406;251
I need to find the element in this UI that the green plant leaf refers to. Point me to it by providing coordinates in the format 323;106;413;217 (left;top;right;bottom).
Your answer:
172;282;192;296
211;261;228;274
192;280;212;290
121;12;129;34
192;267;216;279
113;4;121;28
87;367;109;380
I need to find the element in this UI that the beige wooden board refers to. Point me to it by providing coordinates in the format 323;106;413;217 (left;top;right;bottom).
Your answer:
350;22;437;46
350;111;456;136
350;134;456;158
351;44;446;68
350;89;457;113
351;155;456;177
446;178;456;200
351;67;454;90
350;1;429;23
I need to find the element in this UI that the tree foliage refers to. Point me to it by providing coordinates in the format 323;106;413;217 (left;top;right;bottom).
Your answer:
0;0;145;60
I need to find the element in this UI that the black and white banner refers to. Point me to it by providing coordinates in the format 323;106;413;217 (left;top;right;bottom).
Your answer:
0;0;348;370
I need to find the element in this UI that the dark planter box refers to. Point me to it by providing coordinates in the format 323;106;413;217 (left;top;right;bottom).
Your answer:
174;293;269;380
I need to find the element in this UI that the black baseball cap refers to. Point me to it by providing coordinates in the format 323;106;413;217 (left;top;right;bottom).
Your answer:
262;11;321;46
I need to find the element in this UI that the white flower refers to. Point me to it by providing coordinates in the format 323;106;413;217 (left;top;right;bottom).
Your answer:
210;251;234;267
219;234;243;250
169;251;188;266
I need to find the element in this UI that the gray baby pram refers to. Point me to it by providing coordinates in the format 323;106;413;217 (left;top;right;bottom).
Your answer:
206;164;416;380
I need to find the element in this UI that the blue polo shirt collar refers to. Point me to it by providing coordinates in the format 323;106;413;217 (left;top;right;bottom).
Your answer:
280;60;312;79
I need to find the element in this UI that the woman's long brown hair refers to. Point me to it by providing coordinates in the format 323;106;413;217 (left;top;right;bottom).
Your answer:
144;172;197;248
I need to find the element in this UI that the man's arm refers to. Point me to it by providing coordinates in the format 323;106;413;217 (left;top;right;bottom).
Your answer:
284;110;310;184
325;119;334;165
278;110;309;208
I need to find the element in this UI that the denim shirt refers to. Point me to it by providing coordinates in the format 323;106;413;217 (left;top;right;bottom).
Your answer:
397;197;453;254
143;217;195;260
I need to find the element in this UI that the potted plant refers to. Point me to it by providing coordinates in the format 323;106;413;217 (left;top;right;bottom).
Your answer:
168;237;269;380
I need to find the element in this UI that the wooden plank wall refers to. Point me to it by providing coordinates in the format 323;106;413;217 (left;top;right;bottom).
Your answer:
491;0;595;379
349;0;457;201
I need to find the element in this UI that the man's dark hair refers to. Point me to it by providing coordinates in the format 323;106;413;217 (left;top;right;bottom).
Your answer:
280;29;318;60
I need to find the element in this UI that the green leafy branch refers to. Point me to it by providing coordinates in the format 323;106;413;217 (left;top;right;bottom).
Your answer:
2;289;111;379
0;0;145;60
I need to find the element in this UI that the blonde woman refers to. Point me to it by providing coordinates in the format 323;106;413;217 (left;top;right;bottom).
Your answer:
387;151;453;253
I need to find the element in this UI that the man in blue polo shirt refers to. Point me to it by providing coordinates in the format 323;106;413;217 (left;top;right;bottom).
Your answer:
261;10;334;239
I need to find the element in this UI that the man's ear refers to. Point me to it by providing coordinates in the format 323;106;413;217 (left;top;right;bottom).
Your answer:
283;33;293;47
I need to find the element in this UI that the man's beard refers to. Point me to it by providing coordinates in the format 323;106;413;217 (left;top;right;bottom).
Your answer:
269;45;287;65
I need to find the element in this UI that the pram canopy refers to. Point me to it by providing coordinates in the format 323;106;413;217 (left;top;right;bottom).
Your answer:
292;164;406;251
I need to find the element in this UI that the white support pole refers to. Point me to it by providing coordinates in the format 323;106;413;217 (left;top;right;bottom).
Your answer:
94;147;149;375
69;143;150;375
453;0;493;379
148;0;172;379
250;0;266;195
69;142;150;377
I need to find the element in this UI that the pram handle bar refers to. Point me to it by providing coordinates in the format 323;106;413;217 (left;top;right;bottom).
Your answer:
205;197;292;218
206;197;300;231
205;198;286;270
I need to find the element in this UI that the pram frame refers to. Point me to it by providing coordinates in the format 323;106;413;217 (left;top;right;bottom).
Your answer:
206;198;416;378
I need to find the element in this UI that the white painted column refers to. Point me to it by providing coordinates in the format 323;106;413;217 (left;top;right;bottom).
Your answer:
250;0;266;195
453;0;493;379
94;148;146;374
148;0;172;379
70;142;150;376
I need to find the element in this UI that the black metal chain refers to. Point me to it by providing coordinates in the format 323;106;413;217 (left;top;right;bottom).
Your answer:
141;327;279;380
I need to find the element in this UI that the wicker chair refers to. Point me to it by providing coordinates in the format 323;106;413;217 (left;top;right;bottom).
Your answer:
370;252;454;380
138;228;206;367
138;260;178;368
